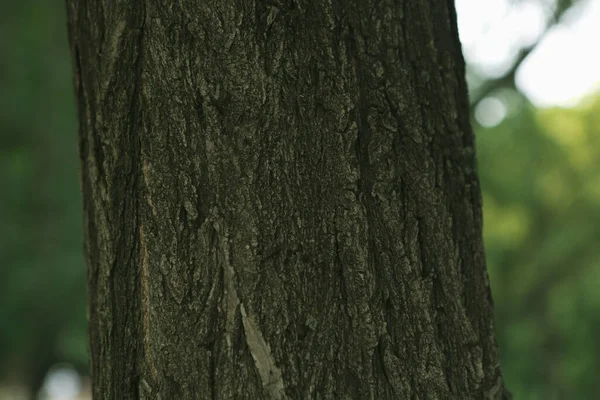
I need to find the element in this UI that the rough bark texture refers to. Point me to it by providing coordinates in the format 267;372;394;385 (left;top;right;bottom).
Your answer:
66;0;511;399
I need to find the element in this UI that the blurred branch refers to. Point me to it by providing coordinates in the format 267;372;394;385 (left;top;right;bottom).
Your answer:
469;0;578;108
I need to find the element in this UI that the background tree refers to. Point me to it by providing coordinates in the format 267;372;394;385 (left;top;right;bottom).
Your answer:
65;1;510;399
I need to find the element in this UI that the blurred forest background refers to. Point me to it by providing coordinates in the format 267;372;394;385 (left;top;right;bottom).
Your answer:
1;0;599;399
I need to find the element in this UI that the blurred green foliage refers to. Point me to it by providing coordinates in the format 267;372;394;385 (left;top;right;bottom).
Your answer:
478;93;600;399
0;0;87;391
1;1;599;399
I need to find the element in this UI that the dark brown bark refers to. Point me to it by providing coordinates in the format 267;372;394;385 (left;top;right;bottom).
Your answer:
66;0;510;399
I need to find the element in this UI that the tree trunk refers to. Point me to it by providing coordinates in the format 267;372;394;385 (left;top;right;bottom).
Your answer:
66;0;510;398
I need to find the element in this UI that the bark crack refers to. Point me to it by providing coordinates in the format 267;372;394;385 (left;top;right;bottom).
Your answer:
213;218;240;350
139;223;158;381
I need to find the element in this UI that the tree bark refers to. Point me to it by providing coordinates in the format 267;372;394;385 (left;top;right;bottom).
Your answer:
66;0;510;398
